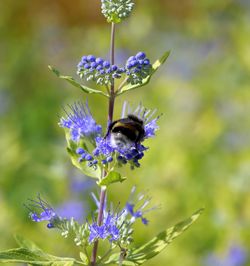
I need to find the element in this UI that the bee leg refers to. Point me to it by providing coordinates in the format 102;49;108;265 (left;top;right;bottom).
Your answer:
135;142;139;151
104;129;110;139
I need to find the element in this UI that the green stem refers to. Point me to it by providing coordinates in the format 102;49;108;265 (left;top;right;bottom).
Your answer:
108;22;116;123
90;22;116;266
96;247;112;264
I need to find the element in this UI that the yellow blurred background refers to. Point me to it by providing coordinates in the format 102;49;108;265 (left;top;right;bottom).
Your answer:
0;0;249;265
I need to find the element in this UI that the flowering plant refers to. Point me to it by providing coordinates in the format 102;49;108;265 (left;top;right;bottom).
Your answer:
0;1;203;265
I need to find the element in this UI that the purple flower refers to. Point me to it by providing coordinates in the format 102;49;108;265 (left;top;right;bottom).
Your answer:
59;101;102;142
26;195;59;229
88;211;121;243
89;188;157;245
92;102;160;168
125;186;158;225
62;101;160;170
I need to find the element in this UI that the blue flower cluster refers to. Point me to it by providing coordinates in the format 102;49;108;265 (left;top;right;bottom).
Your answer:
93;136;147;169
77;55;124;86
26;195;59;229
27;187;155;245
59;101;159;169
101;0;135;22
88;187;155;244
125;52;152;84
59;101;102;142
77;52;152;86
125;186;158;225
88;211;121;243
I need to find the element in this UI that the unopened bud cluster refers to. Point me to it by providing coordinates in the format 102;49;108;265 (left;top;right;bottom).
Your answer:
125;52;152;85
101;0;135;23
77;52;152;86
77;55;124;86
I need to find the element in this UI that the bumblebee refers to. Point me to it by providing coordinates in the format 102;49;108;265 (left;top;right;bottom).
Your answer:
105;114;145;149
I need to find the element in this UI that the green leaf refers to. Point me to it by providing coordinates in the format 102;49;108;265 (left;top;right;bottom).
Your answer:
97;171;127;186
79;252;88;265
48;65;109;98
65;130;101;179
67;146;101;179
104;208;204;265
117;51;170;95
14;235;43;252
0;247;78;265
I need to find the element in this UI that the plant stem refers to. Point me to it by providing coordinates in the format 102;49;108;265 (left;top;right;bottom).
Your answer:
108;22;116;123
90;22;116;266
90;185;106;266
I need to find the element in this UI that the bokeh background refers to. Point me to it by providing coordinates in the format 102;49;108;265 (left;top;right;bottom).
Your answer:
0;0;250;265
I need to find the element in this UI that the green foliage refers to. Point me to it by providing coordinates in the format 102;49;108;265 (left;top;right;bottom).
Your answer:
79;252;89;265
104;208;204;265
49;51;170;99
14;235;42;251
48;66;109;98
98;171;127;186
0;236;80;265
0;209;203;266
65;130;101;179
0;248;75;265
1;1;250;266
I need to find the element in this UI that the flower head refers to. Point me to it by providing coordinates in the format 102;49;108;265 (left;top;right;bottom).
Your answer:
125;52;152;85
101;0;135;23
125;186;158;225
65;101;160;170
88;211;121;243
88;188;157;245
59;101;102;142
92;102;160;169
26;195;59;229
77;55;124;85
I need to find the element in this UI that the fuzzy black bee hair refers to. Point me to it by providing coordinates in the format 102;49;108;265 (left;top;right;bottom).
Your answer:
105;114;145;148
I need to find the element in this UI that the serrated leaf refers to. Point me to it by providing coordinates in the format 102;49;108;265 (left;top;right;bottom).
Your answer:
0;247;77;265
48;65;109;98
98;171;126;186
117;51;170;95
104;208;204;265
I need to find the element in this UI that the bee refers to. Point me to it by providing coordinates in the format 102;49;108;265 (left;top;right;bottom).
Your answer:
105;114;145;149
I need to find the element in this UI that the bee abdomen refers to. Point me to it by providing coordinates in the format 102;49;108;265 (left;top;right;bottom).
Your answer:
112;126;139;142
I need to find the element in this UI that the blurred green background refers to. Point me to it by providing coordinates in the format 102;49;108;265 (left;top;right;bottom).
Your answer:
0;0;249;265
